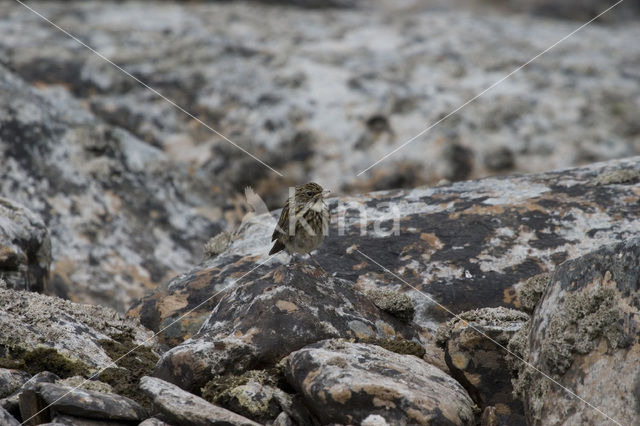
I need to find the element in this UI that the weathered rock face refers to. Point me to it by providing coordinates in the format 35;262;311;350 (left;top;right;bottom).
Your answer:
0;285;159;413
1;0;638;209
151;263;423;392
0;198;50;293
140;376;261;426
511;238;640;425
0;64;222;311
132;157;640;341
285;339;476;425
436;307;529;425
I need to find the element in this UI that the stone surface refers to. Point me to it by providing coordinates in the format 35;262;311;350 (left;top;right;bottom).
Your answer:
0;285;158;373
132;157;640;340
285;339;475;425
1;371;60;421
33;382;146;421
0;368;31;398
0;198;50;292
0;405;20;426
365;288;415;321
138;418;171;426
152;262;422;392
510;238;640;425
0;63;221;311
139;376;261;426
517;272;550;313
437;307;529;425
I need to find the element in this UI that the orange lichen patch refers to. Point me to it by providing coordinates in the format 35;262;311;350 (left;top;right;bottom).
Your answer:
466;372;482;387
276;300;299;313
157;292;189;318
451;352;469;370
236;327;260;343
328;384;352;404
449;200;549;220
503;286;519;307
407;407;432;424
373;396;397;409
189;268;219;290
302;367;323;399
420;232;444;250
353;261;368;271
272;269;286;284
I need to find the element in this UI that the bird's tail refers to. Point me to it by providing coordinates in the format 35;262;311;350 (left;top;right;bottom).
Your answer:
269;240;286;255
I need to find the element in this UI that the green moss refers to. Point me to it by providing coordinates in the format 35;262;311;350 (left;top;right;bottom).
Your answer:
201;370;278;405
0;346;90;378
361;337;426;358
97;333;158;408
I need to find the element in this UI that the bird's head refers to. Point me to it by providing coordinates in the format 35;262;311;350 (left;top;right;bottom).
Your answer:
295;182;330;202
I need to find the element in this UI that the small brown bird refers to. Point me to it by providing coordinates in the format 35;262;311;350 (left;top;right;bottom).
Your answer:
269;182;330;269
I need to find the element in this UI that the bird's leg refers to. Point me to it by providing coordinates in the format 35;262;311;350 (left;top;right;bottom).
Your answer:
308;252;328;275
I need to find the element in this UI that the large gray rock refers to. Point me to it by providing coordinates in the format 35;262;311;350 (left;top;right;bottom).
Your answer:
0;63;221;311
0;0;638;204
139;376;261;426
0;198;50;292
151;262;423;392
131;157;640;341
510;238;640;425
285;339;475;425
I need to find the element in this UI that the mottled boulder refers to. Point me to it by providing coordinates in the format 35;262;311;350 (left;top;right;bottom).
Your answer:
0;368;31;398
0;286;159;412
285;339;475;425
152;263;422;392
0;198;50;292
19;382;146;423
132;157;640;341
140;376;261;426
0;64;221;310
437;307;529;425
511;238;640;425
1;371;59;420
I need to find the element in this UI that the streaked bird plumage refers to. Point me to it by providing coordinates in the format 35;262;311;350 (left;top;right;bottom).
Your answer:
269;182;330;257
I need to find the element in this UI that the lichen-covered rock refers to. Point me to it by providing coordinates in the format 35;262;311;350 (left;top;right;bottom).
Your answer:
0;371;59;420
437;307;529;425
0;198;50;293
151;263;423;392
0;64;222;311
285;339;475;425
512;238;640;425
0;286;157;373
0;286;159;412
365;288;414;321
20;382;147;422
517;273;550;313
139;376;261;426
131;157;640;341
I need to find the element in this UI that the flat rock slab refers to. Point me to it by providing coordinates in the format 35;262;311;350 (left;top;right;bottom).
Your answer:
515;237;640;425
140;376;261;426
285;339;475;425
32;383;146;421
131;157;640;341
152;263;423;392
0;405;20;426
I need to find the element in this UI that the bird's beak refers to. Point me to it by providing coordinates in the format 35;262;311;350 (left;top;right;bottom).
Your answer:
322;190;331;197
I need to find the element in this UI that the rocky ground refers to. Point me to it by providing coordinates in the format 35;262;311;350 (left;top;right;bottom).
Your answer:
0;0;639;424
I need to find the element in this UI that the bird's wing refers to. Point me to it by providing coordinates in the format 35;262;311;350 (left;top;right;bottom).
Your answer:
245;186;271;216
272;199;289;241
